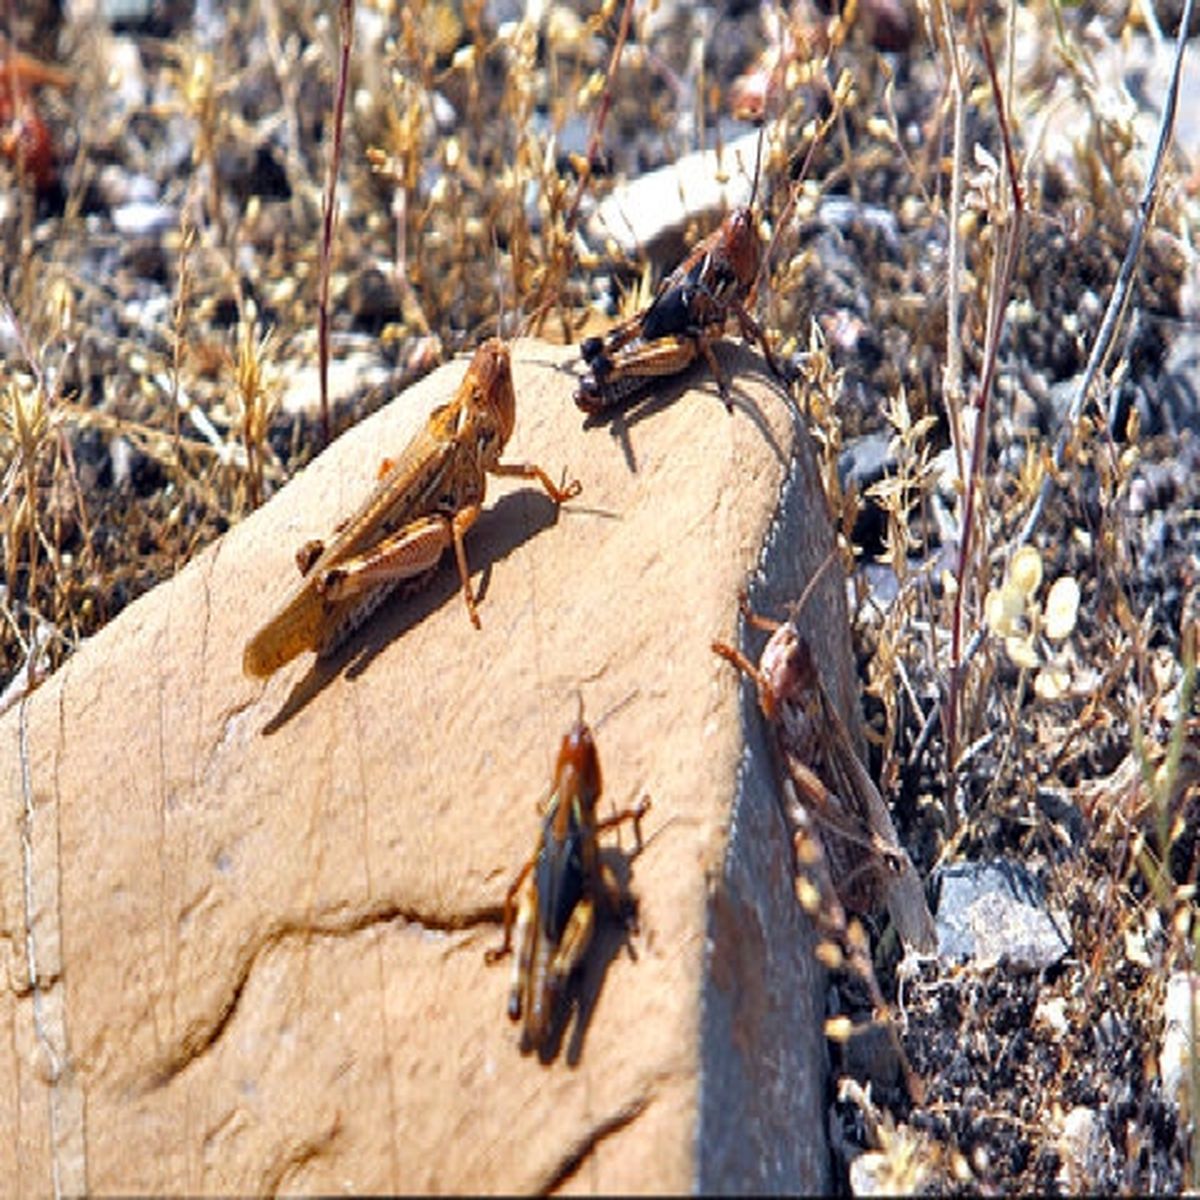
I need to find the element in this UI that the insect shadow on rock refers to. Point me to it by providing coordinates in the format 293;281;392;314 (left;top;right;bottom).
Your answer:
259;487;563;734
542;840;645;1068
572;342;790;476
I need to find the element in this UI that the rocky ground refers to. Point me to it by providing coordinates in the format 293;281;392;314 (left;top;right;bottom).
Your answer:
2;0;1199;1192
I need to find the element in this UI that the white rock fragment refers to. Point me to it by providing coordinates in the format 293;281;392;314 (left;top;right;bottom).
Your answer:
1161;971;1200;1111
933;860;1070;971
280;347;400;417
1057;1105;1110;1193
586;130;761;261
1034;994;1069;1037
112;201;178;238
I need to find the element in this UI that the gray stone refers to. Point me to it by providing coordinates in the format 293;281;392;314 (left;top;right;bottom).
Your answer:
933;859;1071;972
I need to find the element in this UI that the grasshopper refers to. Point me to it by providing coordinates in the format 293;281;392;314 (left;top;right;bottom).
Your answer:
242;339;580;678
0;38;70;189
713;599;936;954
574;135;789;415
485;714;650;1055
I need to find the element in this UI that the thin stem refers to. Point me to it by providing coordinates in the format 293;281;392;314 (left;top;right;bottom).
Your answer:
561;0;635;239
317;0;355;449
943;7;1025;828
1014;0;1194;551
938;0;967;476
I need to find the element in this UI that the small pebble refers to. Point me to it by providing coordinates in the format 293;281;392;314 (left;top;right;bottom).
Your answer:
586;129;760;263
932;859;1071;971
1057;1105;1107;1192
1160;971;1199;1107
112;201;178;238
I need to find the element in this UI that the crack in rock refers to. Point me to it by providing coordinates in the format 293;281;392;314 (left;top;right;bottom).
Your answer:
537;1093;653;1194
260;1111;343;1194
143;898;503;1090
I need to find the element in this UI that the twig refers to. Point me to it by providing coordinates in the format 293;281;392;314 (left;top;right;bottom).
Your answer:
561;0;635;239
150;373;246;467
942;6;1025;829
169;211;195;465
936;0;967;474
317;0;355;449
527;0;634;337
929;0;1192;809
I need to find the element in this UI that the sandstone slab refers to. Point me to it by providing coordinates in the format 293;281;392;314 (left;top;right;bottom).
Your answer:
1;338;854;1193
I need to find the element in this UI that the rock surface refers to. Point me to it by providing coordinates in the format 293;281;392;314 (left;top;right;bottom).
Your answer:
1;338;855;1193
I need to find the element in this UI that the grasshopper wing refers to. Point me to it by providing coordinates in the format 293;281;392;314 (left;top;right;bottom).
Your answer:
242;413;462;678
535;800;587;944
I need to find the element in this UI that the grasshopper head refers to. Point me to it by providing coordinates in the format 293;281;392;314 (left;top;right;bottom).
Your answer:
554;719;602;818
758;621;816;722
725;205;762;291
469;337;516;447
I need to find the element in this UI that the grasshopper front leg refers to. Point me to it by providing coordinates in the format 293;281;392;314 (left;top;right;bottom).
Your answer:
712;639;770;696
694;332;735;412
575;335;702;413
485;856;535;967
490;461;582;505
320;503;484;628
594;796;652;846
733;303;794;386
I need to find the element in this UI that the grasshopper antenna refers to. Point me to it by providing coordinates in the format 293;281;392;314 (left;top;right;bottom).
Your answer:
587;687;650;838
591;688;640;736
749;116;765;212
785;546;843;628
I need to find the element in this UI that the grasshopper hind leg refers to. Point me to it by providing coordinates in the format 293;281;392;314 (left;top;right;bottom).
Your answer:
507;886;536;1024
694;334;734;412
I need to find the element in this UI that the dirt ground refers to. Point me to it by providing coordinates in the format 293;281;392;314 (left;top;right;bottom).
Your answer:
2;0;1198;1192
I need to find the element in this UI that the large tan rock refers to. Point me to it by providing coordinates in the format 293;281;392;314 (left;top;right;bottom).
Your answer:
1;338;853;1193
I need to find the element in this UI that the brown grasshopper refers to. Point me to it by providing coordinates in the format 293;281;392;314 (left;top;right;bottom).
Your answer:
243;339;580;678
713;599;936;955
574;136;790;414
485;714;650;1056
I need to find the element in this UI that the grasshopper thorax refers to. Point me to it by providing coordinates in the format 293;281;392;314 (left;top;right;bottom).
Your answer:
723;205;762;292
554;719;602;817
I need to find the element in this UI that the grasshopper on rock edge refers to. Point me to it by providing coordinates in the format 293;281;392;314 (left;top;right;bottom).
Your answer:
713;604;936;955
574;130;791;414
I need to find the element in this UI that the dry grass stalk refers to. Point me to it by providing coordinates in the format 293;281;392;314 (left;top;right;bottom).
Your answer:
1015;0;1195;550
941;7;1026;830
316;0;356;449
